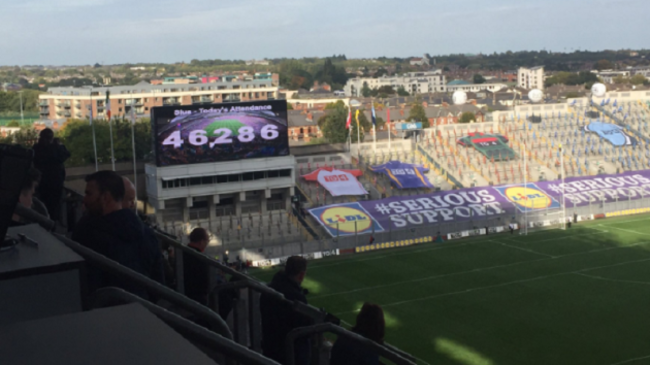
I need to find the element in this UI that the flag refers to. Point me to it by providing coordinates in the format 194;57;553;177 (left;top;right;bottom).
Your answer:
387;107;390;127
371;104;376;126
355;109;360;129
105;91;111;120
345;108;351;130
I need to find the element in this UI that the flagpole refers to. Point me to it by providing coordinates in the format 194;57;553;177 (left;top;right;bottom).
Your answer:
356;109;360;160
560;143;566;229
387;104;391;151
131;99;138;204
106;90;115;171
90;87;98;172
372;99;376;153
523;143;527;235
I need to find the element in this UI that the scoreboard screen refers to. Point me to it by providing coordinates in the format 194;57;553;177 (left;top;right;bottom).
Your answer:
151;100;290;167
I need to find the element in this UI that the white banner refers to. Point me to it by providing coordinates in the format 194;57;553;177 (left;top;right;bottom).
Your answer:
317;169;368;197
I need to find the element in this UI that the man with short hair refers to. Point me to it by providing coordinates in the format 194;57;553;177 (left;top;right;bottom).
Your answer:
11;168;42;226
122;177;165;286
183;228;211;305
260;256;314;364
72;171;158;296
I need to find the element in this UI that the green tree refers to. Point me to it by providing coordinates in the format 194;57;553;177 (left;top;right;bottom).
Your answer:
397;86;409;96
459;112;475;124
595;59;614;71
11;126;38;147
473;74;486;84
324;100;346;110
408;101;429;128
361;82;371;97
631;74;647;85
6;120;20;127
317;104;364;143
59;118;152;166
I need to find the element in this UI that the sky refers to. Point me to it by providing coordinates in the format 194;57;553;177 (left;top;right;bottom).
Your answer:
0;0;648;66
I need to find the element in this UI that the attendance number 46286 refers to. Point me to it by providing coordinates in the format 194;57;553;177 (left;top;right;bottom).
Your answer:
162;125;280;148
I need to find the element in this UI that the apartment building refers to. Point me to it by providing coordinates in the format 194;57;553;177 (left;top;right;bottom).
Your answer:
38;80;279;121
517;66;544;90
344;70;447;97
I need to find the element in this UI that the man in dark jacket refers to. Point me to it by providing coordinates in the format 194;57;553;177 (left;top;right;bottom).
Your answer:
183;227;211;305
260;256;314;365
122;177;165;286
32;129;70;221
72;171;159;297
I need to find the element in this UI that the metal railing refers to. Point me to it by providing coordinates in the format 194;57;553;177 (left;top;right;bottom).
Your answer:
286;323;417;365
92;288;280;365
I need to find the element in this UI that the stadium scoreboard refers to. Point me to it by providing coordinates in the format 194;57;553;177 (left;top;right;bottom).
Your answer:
151;100;290;167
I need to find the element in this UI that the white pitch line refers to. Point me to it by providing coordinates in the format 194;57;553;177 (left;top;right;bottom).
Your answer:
599;224;650;236
500;229;608;245
311;241;650;300
493;241;557;258
574;272;650;287
335;257;650;314
608;354;650;365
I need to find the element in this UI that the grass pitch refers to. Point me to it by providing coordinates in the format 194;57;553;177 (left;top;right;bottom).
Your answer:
252;215;650;365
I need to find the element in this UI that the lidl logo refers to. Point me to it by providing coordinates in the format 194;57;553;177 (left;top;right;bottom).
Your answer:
495;183;560;212
309;202;384;237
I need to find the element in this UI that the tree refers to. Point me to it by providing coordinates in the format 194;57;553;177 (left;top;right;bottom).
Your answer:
317;104;364;143
361;82;371;97
373;68;388;78
6;120;20;127
397;86;409;96
473;74;486;84
408;101;429;128
595;59;614;71
59;118;152;166
459;112;475;124
631;74;647;85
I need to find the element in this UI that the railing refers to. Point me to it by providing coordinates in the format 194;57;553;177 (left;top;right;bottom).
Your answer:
93;288;280;365
286;323;417;365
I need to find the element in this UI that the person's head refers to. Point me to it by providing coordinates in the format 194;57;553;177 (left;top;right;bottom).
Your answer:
189;227;209;252
13;168;41;222
284;256;308;284
38;128;54;145
122;177;136;211
83;170;125;217
352;303;385;344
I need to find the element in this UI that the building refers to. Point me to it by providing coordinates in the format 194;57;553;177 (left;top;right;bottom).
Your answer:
409;56;430;66
446;81;508;93
38;80;279;121
629;66;650;78
344;70;446;97
245;59;270;66
593;70;630;84
287;110;324;143
518;66;544;90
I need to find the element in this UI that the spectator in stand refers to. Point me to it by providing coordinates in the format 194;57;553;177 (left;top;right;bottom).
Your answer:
122;177;165;286
183;227;211;305
330;303;385;365
260;256;314;365
32;129;70;221
72;171;159;297
11;168;42;226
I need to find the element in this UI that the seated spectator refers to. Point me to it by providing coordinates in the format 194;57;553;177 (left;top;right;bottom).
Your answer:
260;256;314;365
32;128;70;222
122;177;165;286
11;168;42;226
72;171;159;296
183;228;211;305
330;303;385;365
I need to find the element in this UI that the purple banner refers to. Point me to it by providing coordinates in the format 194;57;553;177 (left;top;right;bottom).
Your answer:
309;170;650;236
369;161;434;189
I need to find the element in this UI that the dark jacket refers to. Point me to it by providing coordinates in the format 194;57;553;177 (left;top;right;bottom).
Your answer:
330;336;380;365
260;270;313;365
32;142;70;220
183;245;210;305
72;210;163;297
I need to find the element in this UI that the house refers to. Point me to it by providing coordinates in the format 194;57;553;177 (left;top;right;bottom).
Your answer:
409;55;431;66
287;110;324;143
